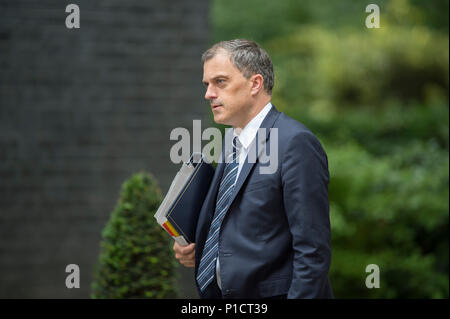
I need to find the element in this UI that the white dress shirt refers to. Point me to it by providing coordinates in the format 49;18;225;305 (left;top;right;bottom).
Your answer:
216;101;273;289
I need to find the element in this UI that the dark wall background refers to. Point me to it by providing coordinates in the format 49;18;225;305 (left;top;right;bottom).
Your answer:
0;0;209;298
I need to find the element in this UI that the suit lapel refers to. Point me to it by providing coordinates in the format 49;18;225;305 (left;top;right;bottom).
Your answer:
226;106;281;213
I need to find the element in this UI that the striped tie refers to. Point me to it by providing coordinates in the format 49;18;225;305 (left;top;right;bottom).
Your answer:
196;136;240;292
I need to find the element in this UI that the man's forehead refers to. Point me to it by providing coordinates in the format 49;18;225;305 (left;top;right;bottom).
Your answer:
204;53;232;68
203;53;237;79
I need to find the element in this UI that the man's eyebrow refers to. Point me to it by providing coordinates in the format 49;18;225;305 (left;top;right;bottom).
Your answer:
202;75;229;85
212;75;229;80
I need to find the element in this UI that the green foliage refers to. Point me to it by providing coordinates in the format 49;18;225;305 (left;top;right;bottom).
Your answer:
328;139;448;298
91;173;179;298
211;0;449;298
268;24;448;111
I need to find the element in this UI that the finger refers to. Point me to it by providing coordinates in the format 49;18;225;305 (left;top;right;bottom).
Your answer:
179;252;195;263
180;243;195;254
173;242;192;254
175;251;194;262
186;250;195;259
179;253;194;261
175;253;182;261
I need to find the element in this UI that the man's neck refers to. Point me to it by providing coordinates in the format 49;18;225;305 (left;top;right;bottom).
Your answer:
234;95;271;130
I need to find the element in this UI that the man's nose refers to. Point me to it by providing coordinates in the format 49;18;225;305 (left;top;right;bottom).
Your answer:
204;85;217;100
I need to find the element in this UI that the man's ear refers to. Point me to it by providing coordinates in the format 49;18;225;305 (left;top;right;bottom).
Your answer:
250;74;264;96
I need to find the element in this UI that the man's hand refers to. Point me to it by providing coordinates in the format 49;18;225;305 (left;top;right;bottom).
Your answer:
173;242;195;268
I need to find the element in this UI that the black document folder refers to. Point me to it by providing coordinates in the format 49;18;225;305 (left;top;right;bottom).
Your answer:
154;153;214;245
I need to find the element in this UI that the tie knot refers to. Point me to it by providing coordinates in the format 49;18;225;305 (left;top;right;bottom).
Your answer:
232;136;240;150
231;136;241;162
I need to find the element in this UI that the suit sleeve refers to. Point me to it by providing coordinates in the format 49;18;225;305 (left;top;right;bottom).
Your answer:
281;131;331;298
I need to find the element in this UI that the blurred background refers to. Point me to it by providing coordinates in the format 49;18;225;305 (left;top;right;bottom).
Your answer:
0;0;448;298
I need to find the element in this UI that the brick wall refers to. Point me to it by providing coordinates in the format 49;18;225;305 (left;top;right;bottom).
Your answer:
0;0;210;298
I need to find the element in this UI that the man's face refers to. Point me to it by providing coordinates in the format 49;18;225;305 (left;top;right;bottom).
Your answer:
202;51;253;128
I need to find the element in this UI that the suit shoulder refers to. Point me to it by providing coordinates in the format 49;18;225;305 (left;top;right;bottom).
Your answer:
275;112;316;138
273;112;327;156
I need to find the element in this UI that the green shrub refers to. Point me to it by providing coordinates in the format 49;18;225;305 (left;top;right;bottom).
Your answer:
282;100;449;155
327;140;449;298
91;172;179;298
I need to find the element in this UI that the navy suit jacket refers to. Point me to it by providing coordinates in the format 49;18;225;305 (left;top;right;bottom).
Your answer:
194;106;333;299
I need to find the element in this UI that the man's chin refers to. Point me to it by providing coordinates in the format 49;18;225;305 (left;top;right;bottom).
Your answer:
212;114;226;125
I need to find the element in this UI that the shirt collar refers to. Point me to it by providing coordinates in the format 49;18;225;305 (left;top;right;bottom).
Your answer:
233;102;272;150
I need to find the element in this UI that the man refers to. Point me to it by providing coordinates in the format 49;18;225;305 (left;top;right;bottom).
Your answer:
173;39;333;299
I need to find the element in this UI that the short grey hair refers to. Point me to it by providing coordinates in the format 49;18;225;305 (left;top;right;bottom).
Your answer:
201;39;274;95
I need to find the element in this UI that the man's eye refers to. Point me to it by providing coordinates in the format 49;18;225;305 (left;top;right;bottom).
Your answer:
217;79;224;84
